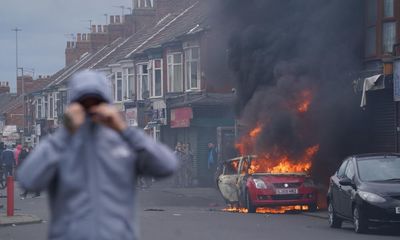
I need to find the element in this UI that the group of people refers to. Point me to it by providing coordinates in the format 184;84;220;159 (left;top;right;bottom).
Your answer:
174;142;194;187
0;143;39;198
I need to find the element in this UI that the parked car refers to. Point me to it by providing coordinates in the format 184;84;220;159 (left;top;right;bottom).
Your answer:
327;153;400;233
217;156;318;213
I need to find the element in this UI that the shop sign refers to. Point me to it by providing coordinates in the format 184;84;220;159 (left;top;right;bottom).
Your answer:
170;107;193;128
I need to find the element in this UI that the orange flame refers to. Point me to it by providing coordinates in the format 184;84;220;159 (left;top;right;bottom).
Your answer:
297;90;312;113
223;205;310;214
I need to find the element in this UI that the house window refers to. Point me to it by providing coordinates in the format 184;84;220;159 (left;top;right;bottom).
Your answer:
115;72;123;102
150;59;163;98
124;67;135;100
365;0;377;57
137;0;154;8
55;92;60;118
49;94;54;119
384;0;394;18
383;21;396;53
185;47;201;91
137;63;149;99
167;53;183;92
44;96;48;119
37;98;42;119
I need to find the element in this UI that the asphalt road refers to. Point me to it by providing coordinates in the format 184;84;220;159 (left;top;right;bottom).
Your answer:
0;183;399;240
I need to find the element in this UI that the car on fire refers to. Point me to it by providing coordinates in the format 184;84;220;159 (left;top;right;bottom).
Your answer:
217;155;318;213
327;153;400;233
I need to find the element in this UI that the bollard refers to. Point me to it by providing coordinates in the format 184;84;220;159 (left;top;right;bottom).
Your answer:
6;176;14;217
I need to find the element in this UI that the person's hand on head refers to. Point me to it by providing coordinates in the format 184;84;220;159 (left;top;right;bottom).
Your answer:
64;103;86;134
89;103;127;133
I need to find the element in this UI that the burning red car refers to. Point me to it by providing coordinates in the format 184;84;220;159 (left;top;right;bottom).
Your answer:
218;155;318;213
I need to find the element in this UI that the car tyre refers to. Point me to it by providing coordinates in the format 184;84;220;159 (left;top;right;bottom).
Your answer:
328;201;342;228
245;191;256;213
353;206;368;234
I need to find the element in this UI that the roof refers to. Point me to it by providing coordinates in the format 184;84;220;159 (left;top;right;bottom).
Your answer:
94;1;207;68
37;0;208;92
352;153;400;159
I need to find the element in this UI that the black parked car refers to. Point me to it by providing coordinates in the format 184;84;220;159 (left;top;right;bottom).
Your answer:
327;153;400;233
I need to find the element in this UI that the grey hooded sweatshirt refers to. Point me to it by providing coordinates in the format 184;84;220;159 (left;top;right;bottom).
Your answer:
18;70;178;240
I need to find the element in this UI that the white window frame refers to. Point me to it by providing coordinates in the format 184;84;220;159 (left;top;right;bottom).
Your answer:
114;71;123;102
150;59;163;98
36;97;42;119
136;62;149;100
138;0;154;8
49;93;54;119
167;53;183;93
44;96;48;119
184;46;201;91
123;67;135;100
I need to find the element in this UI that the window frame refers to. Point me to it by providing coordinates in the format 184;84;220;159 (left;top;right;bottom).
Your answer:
184;46;201;91
136;62;149;100
167;52;184;93
150;59;163;98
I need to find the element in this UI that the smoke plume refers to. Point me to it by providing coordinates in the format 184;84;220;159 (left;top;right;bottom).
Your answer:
218;0;368;182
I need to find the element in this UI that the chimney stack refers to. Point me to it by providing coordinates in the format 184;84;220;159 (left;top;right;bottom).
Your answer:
103;25;108;32
82;33;87;41
115;15;121;24
110;15;115;24
77;33;82;41
91;25;97;33
97;25;102;33
67;41;71;48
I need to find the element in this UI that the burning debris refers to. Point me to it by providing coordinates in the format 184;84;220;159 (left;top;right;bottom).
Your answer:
218;0;368;181
223;205;311;214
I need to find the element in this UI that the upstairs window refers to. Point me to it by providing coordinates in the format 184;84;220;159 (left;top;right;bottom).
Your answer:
49;94;54;119
150;59;163;98
115;72;123;102
137;63;149;100
185;47;201;91
383;21;396;53
36;98;42;119
124;67;135;100
167;53;183;93
384;0;394;18
365;0;377;57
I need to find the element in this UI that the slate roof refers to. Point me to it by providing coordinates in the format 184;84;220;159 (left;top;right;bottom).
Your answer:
38;0;208;90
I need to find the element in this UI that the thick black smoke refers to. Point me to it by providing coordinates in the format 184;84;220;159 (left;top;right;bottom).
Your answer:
218;0;369;182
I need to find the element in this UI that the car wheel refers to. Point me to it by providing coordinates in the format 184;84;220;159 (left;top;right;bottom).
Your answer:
353;206;368;234
328;202;342;228
246;191;256;213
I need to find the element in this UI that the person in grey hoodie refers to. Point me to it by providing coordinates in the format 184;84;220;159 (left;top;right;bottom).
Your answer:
17;70;178;240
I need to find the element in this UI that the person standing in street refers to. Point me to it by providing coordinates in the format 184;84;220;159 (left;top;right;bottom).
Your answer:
17;70;178;240
18;145;40;199
1;145;16;177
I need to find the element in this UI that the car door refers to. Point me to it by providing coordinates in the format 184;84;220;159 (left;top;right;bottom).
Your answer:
340;160;357;218
237;156;250;203
331;159;348;215
217;158;241;203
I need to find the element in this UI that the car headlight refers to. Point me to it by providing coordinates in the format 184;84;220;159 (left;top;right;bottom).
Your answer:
253;179;267;189
358;191;386;203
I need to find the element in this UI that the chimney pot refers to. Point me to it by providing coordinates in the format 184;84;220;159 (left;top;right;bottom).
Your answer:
110;15;115;24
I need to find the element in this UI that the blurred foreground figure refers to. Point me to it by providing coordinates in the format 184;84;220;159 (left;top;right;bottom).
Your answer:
18;70;178;240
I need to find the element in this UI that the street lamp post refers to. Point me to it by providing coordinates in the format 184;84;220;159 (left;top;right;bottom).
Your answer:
11;27;21;93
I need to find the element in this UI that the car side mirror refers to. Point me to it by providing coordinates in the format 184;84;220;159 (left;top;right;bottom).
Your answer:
339;177;355;188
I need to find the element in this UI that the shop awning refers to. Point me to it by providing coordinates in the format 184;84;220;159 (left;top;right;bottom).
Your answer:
360;74;384;107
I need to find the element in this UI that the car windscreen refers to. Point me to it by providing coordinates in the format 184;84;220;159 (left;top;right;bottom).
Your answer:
357;157;400;182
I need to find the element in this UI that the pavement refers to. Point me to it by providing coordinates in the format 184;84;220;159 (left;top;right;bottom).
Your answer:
0;181;399;240
0;184;43;227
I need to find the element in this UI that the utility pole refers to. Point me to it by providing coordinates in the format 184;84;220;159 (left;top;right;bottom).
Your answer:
12;27;22;93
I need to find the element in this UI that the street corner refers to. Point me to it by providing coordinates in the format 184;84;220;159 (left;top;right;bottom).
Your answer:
0;213;42;227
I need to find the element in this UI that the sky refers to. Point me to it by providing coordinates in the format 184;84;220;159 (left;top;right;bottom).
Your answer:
0;0;133;92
